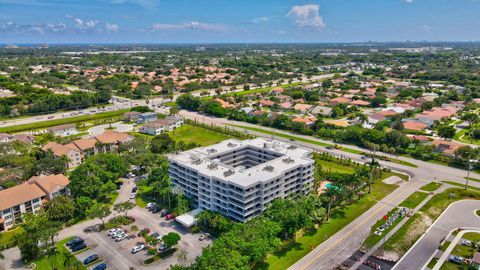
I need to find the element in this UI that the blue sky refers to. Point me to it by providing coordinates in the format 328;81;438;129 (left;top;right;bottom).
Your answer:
1;0;479;43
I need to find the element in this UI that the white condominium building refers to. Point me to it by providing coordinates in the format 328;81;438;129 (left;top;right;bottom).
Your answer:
167;138;314;222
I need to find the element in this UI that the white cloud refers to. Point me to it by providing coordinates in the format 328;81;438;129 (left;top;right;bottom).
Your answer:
74;18;83;27
151;21;226;32
252;16;269;24
421;25;431;32
85;20;98;29
287;4;326;30
111;0;158;10
105;22;119;32
403;0;414;3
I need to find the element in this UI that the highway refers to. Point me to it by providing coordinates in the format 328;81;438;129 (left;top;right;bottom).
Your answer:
178;110;480;270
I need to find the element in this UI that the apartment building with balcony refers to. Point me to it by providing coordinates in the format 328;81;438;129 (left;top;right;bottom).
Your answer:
167;138;314;222
0;174;69;231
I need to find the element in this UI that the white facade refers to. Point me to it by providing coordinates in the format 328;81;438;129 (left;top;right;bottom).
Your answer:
168;138;314;222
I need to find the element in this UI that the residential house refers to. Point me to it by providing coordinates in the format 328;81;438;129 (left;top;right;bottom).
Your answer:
432;139;464;157
124;111;141;122
325;119;350;127
292;116;316;126
350;100;370;107
94;131;134;153
140;116;184;135
0;174;69;231
72;138;98;158
259;99;275;107
213;98;234;108
403;121;429;131
47;124;77;137
136;112;158;124
310;105;333;116
42;142;82;169
329;96;351;106
279;102;292;110
293;103;313;114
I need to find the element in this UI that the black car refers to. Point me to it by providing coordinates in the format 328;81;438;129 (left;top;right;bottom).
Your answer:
151;207;160;213
132;186;138;193
83;254;99;265
70;243;87;252
92;263;107;270
66;237;84;247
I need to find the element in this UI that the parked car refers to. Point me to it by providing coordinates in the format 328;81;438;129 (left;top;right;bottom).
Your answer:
132;186;138;193
131;244;145;254
129;193;136;199
70;243;87;252
66;237;84;247
461;240;472;246
158;244;168;252
146;202;156;209
115;233;128;242
151;207;160;213
165;213;175;220
108;228;120;236
159;209;168;217
83;254;99;265
449;255;464;264
199;233;210;241
92;263;107;270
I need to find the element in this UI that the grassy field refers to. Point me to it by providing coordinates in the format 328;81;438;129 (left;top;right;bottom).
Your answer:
464;177;480;183
399;191;429;209
317;159;356;174
261;175;399;270
381;188;480;257
463;232;480;242
0;109;129;133
361;191;429;249
168;124;235;146
32;237;86;270
420;182;442;192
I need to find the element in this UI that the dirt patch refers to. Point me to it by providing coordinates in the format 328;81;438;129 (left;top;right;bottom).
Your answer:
382;176;403;185
391;212;432;257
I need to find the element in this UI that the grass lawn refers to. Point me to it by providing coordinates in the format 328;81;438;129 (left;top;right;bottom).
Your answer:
362;191;428;250
317;159;355;174
0;109;130;133
449;243;476;258
463;232;480;243
168;124;235;146
420;182;442;192
0;227;23;250
427;258;439;268
464;177;480;183
261;178;399;270
441;181;480;192
399;191;429;209
440;261;467;270
32;237;86;270
381;188;480;257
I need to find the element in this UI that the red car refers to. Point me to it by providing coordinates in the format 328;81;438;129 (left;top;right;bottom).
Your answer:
165;213;175;221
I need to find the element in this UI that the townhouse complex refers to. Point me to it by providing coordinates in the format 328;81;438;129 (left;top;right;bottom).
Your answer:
0;174;69;231
168;138;314;222
42;130;134;168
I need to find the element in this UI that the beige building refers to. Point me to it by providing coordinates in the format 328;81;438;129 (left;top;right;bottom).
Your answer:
0;174;69;231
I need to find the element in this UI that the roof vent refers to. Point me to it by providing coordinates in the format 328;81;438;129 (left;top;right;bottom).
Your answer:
207;163;218;170
207;149;217;154
223;169;235;177
287;145;297;150
263;165;274;172
227;142;237;148
192;159;203;165
282;157;294;164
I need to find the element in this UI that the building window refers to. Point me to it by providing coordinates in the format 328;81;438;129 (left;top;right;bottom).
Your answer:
2;209;11;215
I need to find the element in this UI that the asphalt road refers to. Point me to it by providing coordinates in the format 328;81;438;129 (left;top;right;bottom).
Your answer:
178;110;480;270
393;200;480;270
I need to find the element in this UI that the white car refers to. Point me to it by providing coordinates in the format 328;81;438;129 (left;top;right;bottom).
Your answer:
131;244;145;254
108;228;120;236
111;230;124;239
146;202;156;209
129;193;136;199
115;233;127;242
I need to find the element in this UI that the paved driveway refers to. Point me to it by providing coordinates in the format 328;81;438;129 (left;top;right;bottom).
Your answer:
88;122;133;136
392;200;480;270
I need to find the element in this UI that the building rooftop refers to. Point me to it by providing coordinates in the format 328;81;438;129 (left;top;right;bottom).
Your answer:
168;138;313;188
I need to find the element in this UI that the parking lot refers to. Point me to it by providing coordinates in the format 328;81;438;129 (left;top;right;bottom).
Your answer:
65;199;212;269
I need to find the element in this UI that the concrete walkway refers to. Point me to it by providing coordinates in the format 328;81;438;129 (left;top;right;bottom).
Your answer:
431;229;480;270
